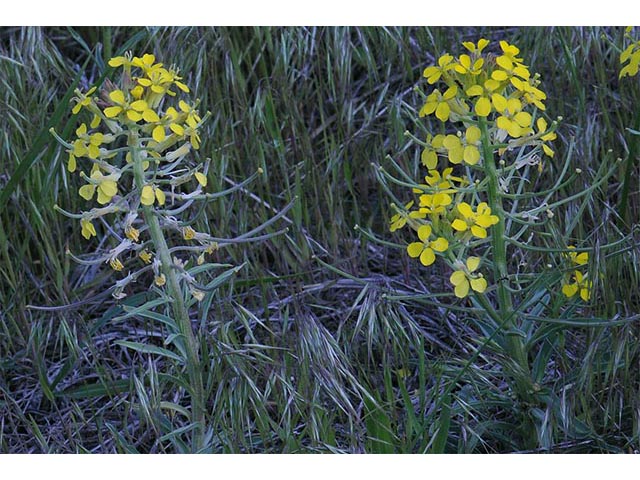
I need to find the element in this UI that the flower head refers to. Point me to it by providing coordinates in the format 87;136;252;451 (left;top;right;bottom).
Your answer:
451;202;499;239
562;270;592;301
407;224;449;266
449;256;487;298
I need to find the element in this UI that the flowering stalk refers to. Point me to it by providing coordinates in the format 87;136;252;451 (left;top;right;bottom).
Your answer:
129;129;205;450
382;39;602;440
477;117;527;371
51;52;285;451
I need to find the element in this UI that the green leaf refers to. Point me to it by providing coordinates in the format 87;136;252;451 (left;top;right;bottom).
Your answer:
57;378;131;399
115;340;185;363
430;393;451;453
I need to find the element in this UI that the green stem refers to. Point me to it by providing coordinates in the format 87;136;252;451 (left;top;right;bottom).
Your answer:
129;131;205;452
478;119;529;375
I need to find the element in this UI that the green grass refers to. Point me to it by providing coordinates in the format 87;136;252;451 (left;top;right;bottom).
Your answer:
0;26;639;453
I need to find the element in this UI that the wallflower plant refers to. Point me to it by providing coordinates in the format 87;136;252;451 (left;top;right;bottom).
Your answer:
50;52;290;452
372;38;621;446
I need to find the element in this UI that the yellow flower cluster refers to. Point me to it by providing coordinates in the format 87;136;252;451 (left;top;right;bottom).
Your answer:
68;53;206;225
419;39;556;154
390;39;557;299
55;52;215;298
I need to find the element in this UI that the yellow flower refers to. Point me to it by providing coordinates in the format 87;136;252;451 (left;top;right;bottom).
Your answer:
138;249;153;264
407;224;449;266
103;90;158;123
450;256;487;298
422;54;455;84
78;171;119;205
494;97;532;138
562;270;592;301
466;79;502;117
566;246;588;266
511;76;547;111
451;202;499;239
390;201;416;232
417;170;460;215
72;123;104;159
80;219;97;240
620;40;640;78
154;273;166;286
71;86;97;115
462;39;489;54
498;40;524;64
137;67;174;95
182;226;196;240
421;134;445;169
419;86;458;122
492;55;531;86
442;126;482;165
179;100;202;128
535;118;557;158
132;53;163;74
109;257;124;271
454;54;484;75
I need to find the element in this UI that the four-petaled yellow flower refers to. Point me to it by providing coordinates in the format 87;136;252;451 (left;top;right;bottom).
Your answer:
419;86;458;122
407;224;449;266
71;123;104;161
79;170;119;205
450;256;487;298
72;86;97;115
466;79;502;117
494;96;533;138
442;126;482;165
454;54;484;75
417;169;460;215
562;270;592;301
422;54;454;84
104;90;159;123
451;202;499;239
566;246;588;266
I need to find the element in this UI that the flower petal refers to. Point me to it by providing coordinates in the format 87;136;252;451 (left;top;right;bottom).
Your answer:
140;185;155;206
450;270;466;286
466;256;481;272
454;280;470;298
417;224;432;242
470;276;487;293
407;242;424;258
109;90;125;105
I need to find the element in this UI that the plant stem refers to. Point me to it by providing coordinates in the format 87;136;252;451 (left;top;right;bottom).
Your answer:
129;131;205;452
478;119;529;375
